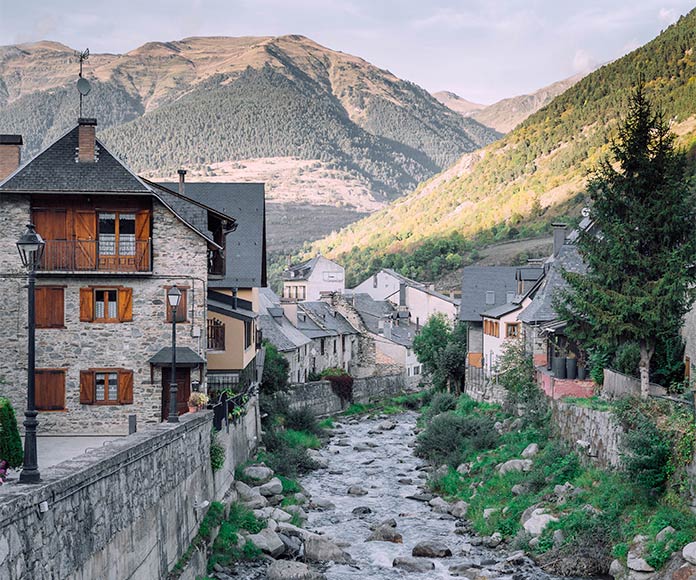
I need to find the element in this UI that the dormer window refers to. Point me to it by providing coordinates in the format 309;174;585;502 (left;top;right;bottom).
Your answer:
485;291;495;305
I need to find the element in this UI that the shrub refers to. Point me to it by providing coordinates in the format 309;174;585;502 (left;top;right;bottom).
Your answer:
285;407;323;436
210;429;225;472
424;392;457;422
622;421;670;492
325;374;353;403
614;342;641;377
262;429;319;478
0;398;23;469
260;394;289;427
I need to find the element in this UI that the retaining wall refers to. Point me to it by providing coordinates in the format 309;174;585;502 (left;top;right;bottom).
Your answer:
0;397;260;580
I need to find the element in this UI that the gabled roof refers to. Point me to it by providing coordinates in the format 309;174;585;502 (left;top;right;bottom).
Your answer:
148;347;206;366
282;256;320;281
481;302;522;319
351;293;418;347
258;288;312;351
158;182;266;289
519;244;586;325
459;266;520;322
300;302;358;336
380;268;460;305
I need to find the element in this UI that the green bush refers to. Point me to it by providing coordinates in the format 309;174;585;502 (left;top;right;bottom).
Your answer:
210;429;225;472
614;342;641;377
285;407;323;436
262;429;319;478
424;392;457;422
0;398;23;468
622;421;671;492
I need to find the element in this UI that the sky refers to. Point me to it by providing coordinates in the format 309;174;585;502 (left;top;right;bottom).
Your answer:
0;0;694;104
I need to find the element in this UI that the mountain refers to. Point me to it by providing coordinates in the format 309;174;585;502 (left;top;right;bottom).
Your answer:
0;36;500;222
433;91;485;116
314;9;696;286
437;73;587;134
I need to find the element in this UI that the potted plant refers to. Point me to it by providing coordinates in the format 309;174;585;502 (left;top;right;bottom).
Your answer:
188;392;209;413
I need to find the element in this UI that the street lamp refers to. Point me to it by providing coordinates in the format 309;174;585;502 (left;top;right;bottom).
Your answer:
16;223;45;484
167;285;182;423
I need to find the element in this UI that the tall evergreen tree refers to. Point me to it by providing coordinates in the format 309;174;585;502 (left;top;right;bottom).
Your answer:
559;85;696;397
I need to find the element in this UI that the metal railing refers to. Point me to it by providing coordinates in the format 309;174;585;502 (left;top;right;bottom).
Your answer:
38;239;151;272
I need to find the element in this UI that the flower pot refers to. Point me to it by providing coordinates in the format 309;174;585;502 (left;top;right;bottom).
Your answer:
553;357;567;379
566;358;577;380
577;365;587;381
188;405;197;413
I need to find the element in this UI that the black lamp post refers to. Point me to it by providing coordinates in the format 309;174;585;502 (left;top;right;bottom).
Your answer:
167;285;182;423
16;223;45;484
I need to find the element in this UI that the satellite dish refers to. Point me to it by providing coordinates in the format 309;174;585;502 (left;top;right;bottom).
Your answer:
77;77;91;96
581;207;590;218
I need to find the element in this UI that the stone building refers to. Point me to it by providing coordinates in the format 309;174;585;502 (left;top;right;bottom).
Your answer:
0;119;239;434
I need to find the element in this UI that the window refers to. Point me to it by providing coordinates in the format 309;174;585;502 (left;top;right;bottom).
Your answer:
483;319;500;337
35;369;66;411
80;369;133;405
506;323;520;338
165;287;188;322
686;356;691;381
333;339;337;354
244;320;252;349
320;338;325;355
342;335;346;353
80;287;132;323
98;212;136;256
36;287;64;328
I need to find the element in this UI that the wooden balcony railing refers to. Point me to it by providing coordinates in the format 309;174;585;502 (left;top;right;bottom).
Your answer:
207;317;226;351
37;239;151;273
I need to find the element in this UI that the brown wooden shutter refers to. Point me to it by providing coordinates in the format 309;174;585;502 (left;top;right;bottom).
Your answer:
74;210;97;270
135;210;151;271
36;287;64;328
118;287;133;322
35;370;65;410
118;370;134;404
79;370;95;404
79;288;94;322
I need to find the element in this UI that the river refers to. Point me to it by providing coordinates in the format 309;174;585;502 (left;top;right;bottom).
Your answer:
300;411;563;580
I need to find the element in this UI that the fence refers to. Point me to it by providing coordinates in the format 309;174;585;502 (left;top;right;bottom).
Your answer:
602;368;666;398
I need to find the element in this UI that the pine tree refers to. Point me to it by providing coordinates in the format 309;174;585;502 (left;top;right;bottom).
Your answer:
559;85;696;397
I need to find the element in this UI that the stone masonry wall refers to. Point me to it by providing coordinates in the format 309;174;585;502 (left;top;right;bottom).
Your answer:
551;400;623;469
0;198;209;434
284;374;408;417
0;397;260;580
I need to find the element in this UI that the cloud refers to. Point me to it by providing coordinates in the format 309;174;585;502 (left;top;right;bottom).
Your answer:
572;49;597;73
658;7;677;24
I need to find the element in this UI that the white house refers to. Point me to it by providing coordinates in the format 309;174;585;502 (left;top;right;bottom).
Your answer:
282;255;345;301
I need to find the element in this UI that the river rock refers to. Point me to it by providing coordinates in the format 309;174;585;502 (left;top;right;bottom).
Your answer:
347;486;368;496
511;484;528;496
398;478;413;484
243;464;274;484
304;536;351;563
484;533;502;548
352;506;372;516
407;492;434;502
277;533;303;558
451;500;469;519
366;525;403;543
429;497;451;514
242;494;268;510
259;477;283;497
379;420;397;430
683;542;696;565
521;443;539;458
498;459;533;474
483;508;498;520
307;449;329;469
449;564;479;578
412;540;452;558
627;535;655;573
433;465;450;480
276;522;319;542
522;508;558;536
655;526;675;543
457;463;472;475
267;561;324;580
247;528;285;557
284;505;308;521
393;557;435;572
370;518;397;530
312;498;335;510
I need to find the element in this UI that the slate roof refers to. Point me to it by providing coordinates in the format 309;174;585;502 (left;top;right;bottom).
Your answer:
351;293;418;348
519;244;586;325
380;268;460;305
158;182;266;288
481;302;522;319
459;267;520;322
258;288;312;352
148;347;206;366
0;126;150;193
300;302;358;336
282;256;320;281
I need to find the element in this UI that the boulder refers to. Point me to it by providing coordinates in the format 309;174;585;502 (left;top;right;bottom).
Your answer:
235;481;257;501
312;498;335;510
511;484;528;496
278;533;303;558
259;477;283;497
456;463;472;475
242;464;274;484
366;526;403;543
522;508;558;536
379;420;397;431
393;557;435;572
276;522;319;542
398;478;413;485
627;535;655;573
370;518;397;530
683;542;696;566
347;486;368;496
656;526;675;543
448;564;479;578
484;533;502;548
412;541;452;558
304;536;351;563
242;495;268;510
498;459;533;475
552;529;565;548
247;528;285;557
609;559;626;579
307;449;329;469
450;500;469;519
483;508;498;520
406;493;434;502
429;497;451;514
521;443;539;458
267;561;324;580
433;465;450;480
352;506;372;516
284;505;308;521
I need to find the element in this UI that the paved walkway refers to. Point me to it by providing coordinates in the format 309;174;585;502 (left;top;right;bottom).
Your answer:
28;436;123;469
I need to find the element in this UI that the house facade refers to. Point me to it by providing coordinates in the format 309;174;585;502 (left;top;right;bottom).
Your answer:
282;255;345;301
0;120;235;434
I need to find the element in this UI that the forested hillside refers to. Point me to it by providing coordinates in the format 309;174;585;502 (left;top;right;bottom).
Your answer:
314;9;696;285
0;36;499;207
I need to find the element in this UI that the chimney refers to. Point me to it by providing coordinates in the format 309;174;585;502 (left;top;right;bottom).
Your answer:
177;169;187;194
77;118;97;163
552;223;568;257
0;135;22;181
399;282;406;307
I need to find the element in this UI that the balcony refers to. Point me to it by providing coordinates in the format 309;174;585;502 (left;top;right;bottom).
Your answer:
207;317;226;351
37;239;151;273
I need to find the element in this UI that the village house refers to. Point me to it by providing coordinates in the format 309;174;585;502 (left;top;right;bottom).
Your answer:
282;255;344;301
353;268;460;327
0;119;253;434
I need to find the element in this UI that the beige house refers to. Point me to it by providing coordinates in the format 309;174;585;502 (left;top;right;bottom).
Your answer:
282;255;345;301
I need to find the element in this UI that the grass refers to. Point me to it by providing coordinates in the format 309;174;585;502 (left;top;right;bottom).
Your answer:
277;474;302;494
172;501;225;575
560;396;613;411
318;417;335;429
283;429;321;449
207;503;265;572
342;391;429;417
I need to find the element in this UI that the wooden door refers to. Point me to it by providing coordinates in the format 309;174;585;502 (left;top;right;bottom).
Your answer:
74;210;97;270
33;209;67;269
161;367;191;420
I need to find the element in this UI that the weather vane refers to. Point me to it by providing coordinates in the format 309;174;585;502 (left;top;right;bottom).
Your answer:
76;48;91;117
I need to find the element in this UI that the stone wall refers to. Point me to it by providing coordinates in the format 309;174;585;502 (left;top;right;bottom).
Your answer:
284;374;407;417
0;397;260;580
551;399;623;469
0;198;209;434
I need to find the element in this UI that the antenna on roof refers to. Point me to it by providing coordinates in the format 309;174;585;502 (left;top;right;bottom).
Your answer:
76;49;91;117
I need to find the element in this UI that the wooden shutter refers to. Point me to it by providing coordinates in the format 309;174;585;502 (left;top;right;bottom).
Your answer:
118;287;133;322
35;369;65;410
79;288;94;322
118;370;134;404
36;287;64;328
74;210;97;270
166;288;187;322
79;370;95;404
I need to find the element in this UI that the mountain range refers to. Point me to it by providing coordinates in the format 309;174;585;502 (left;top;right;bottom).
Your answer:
314;8;696;286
